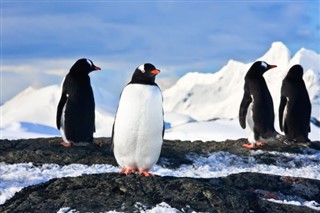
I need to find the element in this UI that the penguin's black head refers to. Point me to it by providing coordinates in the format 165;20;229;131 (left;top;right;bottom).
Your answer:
247;61;277;78
130;63;160;85
286;64;303;80
70;58;101;75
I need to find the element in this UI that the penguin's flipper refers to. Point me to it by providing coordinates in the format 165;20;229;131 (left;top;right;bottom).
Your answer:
56;92;67;129
162;122;165;138
110;120;115;150
111;90;125;150
278;96;287;132
239;85;252;129
162;108;165;138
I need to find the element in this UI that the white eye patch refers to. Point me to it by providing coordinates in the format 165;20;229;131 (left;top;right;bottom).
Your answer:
138;64;145;73
86;59;93;67
261;61;267;69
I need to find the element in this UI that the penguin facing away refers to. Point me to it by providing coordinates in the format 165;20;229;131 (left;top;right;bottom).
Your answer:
56;58;101;147
239;61;278;149
279;64;311;143
112;63;164;176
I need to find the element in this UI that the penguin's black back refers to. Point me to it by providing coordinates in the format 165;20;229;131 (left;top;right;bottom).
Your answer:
247;76;275;134
280;65;311;142
56;58;98;143
62;74;95;142
241;61;276;138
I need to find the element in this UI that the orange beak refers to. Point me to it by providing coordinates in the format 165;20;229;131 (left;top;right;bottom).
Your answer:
94;66;101;71
150;69;160;75
269;65;277;69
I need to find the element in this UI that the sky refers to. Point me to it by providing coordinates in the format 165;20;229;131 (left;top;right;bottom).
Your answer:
1;1;320;104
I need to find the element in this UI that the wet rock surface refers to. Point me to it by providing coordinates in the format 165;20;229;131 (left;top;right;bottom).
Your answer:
0;137;320;212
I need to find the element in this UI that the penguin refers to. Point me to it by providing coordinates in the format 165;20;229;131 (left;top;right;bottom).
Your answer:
279;64;311;142
239;61;278;149
56;58;101;147
112;63;164;176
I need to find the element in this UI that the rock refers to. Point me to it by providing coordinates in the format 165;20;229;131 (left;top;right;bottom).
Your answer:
0;137;116;166
1;172;319;213
1;138;319;167
0;137;320;212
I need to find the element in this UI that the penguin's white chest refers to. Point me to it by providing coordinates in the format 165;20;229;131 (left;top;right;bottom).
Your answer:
246;96;254;130
282;97;289;128
246;97;255;143
113;84;163;171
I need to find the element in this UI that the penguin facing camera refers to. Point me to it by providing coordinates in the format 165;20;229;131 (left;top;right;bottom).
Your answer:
56;58;101;147
112;63;164;176
239;61;279;149
279;64;311;143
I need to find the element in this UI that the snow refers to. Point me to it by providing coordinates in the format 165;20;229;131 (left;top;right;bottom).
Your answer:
163;42;320;122
0;163;118;205
1;85;61;128
57;202;181;213
163;60;247;120
1;122;60;139
164;119;246;141
165;119;320;142
134;202;181;213
164;112;195;128
57;207;75;213
154;150;320;179
267;199;320;211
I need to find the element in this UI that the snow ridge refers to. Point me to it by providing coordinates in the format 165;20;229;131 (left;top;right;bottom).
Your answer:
163;41;320;121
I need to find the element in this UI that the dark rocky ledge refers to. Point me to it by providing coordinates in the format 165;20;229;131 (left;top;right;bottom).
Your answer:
0;138;320;212
1;137;319;167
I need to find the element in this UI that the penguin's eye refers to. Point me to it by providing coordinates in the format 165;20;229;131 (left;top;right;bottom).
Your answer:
86;59;93;67
261;62;267;69
138;64;145;73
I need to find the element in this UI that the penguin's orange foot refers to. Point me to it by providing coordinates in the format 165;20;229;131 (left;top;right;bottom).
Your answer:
242;143;256;149
60;141;72;148
256;142;266;147
242;142;266;149
120;168;136;175
139;170;154;177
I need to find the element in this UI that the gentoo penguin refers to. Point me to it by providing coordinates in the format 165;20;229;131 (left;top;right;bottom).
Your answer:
112;63;164;176
56;58;101;147
239;61;278;149
279;64;311;142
